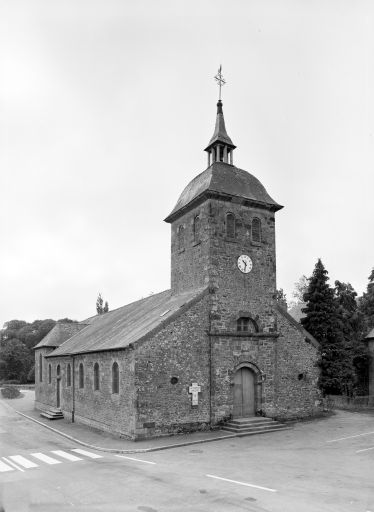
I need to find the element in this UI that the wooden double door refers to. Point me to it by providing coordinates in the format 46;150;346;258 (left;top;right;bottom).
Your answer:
233;367;255;417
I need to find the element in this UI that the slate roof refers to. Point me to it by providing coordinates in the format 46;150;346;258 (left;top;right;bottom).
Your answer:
46;287;210;357
205;100;235;150
276;304;319;349
365;327;374;340
165;162;283;222
288;303;306;323
33;322;88;349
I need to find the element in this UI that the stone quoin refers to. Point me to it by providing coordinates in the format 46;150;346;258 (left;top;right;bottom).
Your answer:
34;88;322;440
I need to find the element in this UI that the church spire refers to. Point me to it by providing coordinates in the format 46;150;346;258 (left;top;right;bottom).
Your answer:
205;65;236;167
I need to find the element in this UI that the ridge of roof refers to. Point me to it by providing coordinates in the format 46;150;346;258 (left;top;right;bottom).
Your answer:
46;286;210;357
276;303;319;349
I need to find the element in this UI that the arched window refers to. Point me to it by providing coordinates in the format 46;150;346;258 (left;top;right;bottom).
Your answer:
193;216;200;242
226;213;236;238
79;363;84;389
57;365;60;377
178;225;184;249
112;362;119;394
237;317;257;333
94;363;100;391
252;218;261;242
66;364;71;387
48;364;52;384
39;353;43;382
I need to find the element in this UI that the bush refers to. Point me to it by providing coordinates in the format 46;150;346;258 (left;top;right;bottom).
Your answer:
1;386;21;399
2;380;20;385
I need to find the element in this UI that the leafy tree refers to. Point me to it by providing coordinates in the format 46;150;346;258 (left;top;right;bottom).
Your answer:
276;289;288;309
27;365;35;382
335;281;369;395
288;275;309;308
359;268;374;332
0;339;33;383
301;259;354;395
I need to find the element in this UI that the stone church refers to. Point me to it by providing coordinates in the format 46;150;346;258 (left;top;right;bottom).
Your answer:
34;96;322;440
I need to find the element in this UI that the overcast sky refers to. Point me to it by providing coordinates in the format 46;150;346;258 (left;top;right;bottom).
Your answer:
1;0;373;327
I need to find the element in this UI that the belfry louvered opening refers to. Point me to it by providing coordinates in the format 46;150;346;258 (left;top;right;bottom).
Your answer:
226;213;236;238
252;218;261;242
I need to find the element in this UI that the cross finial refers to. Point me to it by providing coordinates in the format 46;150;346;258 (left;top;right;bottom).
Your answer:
214;64;225;101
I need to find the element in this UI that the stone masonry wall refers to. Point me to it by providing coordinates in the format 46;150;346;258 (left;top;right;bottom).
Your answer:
210;334;277;423
135;295;211;440
35;350;136;439
272;310;322;420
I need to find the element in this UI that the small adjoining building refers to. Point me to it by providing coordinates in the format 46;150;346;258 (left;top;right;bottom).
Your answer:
34;94;322;440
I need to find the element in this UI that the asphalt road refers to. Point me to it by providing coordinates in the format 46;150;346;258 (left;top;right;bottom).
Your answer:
0;399;373;512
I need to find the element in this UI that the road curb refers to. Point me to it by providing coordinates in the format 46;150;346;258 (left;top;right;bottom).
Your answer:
0;399;244;453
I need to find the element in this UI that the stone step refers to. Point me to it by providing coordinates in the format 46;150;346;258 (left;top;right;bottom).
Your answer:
223;423;287;434
40;409;64;420
228;419;276;427
229;417;274;425
222;426;292;437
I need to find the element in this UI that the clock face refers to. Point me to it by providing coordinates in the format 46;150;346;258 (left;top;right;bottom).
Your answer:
237;255;253;274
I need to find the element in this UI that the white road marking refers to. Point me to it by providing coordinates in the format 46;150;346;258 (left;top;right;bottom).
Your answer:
2;457;24;472
31;453;61;465
115;455;156;465
0;460;14;472
356;446;374;453
326;431;374;442
71;449;102;459
52;451;83;461
9;455;38;468
206;475;277;492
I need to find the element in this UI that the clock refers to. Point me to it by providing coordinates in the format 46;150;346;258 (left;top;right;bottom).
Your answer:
237;255;253;274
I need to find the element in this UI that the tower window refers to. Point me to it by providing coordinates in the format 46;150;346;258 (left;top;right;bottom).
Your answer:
237;317;257;333
94;363;100;391
112;362;119;394
178;225;184;249
226;213;236;238
48;364;51;384
194;216;200;242
79;363;84;389
67;364;71;387
39;353;43;382
252;218;261;242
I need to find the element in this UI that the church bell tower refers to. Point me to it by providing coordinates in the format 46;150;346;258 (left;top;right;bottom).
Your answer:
165;68;283;334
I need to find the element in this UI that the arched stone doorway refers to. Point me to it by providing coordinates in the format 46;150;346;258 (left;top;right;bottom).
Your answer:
232;363;262;418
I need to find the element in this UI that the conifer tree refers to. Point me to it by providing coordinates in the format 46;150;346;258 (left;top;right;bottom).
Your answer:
301;259;352;395
103;301;109;313
96;293;104;314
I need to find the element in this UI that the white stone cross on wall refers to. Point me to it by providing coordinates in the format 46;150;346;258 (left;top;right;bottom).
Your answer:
188;382;201;406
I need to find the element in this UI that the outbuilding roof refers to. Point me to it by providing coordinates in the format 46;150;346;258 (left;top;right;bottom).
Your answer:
165;162;283;222
33;322;88;349
46;286;210;357
365;327;374;340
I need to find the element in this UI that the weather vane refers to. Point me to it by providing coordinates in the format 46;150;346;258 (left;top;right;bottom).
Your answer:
214;64;225;100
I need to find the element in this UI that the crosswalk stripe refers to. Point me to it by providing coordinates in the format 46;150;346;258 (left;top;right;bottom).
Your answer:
30;453;61;465
71;449;102;459
0;460;14;472
9;455;38;468
2;457;24;472
51;450;82;461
